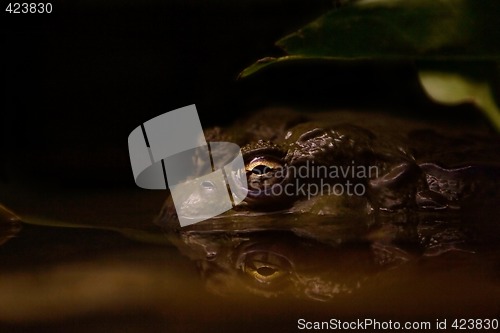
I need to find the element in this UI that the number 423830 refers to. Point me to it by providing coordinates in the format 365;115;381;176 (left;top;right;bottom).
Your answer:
6;3;53;14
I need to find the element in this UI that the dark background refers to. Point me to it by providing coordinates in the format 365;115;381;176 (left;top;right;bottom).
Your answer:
2;0;336;189
2;0;491;190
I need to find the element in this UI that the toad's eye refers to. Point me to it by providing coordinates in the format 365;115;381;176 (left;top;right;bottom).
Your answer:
246;158;283;175
240;251;292;287
245;157;286;191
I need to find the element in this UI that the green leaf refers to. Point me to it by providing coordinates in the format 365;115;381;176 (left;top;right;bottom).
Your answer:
282;0;499;59
238;55;354;79
418;62;500;131
238;0;500;130
240;0;500;76
21;216;170;245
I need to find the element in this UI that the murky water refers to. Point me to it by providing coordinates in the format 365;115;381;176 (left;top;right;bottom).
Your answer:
1;183;499;332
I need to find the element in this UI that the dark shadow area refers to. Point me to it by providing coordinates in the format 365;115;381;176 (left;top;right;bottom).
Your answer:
3;1;494;190
2;0;335;189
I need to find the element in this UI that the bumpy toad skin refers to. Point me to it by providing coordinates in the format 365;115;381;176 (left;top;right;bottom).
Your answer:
159;108;500;226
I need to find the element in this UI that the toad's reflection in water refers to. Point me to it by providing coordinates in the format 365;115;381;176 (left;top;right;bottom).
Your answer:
174;231;401;301
160;211;489;302
201;232;376;301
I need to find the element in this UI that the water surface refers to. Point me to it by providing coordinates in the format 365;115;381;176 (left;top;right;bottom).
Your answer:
0;183;499;332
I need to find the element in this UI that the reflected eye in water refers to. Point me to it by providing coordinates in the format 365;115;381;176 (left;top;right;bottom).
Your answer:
238;251;292;288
